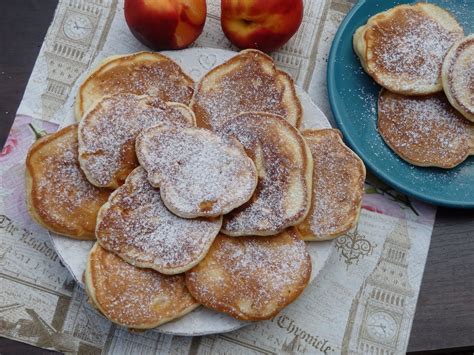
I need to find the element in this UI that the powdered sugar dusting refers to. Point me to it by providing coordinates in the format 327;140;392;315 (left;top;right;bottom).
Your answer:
96;167;221;273
298;130;365;239
90;244;197;327
378;91;473;167
186;230;311;319
32;126;110;235
218;113;311;235
136;127;257;218
368;5;463;90
83;53;194;115
79;94;194;188
446;36;474;115
192;51;297;129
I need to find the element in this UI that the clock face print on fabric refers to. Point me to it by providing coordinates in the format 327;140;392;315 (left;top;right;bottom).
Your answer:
63;14;92;41
366;311;397;342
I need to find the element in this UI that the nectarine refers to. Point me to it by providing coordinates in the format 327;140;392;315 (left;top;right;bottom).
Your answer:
125;0;206;50
221;0;303;52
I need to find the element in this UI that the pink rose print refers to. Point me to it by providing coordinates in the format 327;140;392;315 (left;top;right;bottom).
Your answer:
0;115;58;225
361;202;385;215
0;135;18;160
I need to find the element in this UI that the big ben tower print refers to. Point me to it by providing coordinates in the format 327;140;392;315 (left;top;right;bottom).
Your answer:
41;0;117;121
342;220;414;355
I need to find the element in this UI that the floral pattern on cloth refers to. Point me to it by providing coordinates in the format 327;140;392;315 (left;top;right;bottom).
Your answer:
0;115;58;224
362;178;436;226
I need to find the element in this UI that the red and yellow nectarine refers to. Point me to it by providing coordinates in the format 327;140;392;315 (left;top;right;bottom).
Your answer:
125;0;206;50
221;0;303;52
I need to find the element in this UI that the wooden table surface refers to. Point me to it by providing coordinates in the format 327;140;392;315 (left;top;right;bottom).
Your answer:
0;1;473;354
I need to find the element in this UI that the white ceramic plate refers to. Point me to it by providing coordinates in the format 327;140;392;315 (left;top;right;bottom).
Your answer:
50;48;332;336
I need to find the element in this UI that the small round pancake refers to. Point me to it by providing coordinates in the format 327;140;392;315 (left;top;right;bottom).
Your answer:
96;167;222;274
185;228;311;321
85;243;199;329
216;112;313;236
135;126;258;218
78;94;195;189
296;129;366;241
442;34;474;121
378;90;474;168
76;52;194;120
353;3;464;95
191;49;302;130
26;125;110;240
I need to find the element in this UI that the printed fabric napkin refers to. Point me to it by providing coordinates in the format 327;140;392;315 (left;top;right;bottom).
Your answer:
0;0;436;354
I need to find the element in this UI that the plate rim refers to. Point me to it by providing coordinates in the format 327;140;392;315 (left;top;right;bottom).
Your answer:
327;0;474;209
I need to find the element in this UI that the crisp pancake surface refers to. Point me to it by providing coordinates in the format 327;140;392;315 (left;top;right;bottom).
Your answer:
85;243;199;329
353;3;463;95
296;129;365;241
442;34;474;121
76;52;194;120
191;49;302;130
185;229;311;321
78;94;195;189
378;90;474;168
217;112;313;236
136;126;257;218
96;167;222;274
26;125;110;240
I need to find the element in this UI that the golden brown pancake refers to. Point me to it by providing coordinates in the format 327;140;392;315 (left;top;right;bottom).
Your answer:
353;3;464;95
135;126;257;218
96;167;222;274
442;34;474;121
217;112;313;236
378;90;474;168
185;228;311;321
296;129;366;241
191;49;302;130
26;125;110;240
78;94;195;189
85;243;199;329
75;52;194;120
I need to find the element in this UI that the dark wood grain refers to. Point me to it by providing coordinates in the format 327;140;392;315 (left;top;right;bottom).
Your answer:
408;208;474;352
0;0;473;353
0;0;57;148
0;337;57;355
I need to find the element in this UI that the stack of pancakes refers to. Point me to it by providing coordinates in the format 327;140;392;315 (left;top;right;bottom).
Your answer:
26;50;365;329
354;3;474;168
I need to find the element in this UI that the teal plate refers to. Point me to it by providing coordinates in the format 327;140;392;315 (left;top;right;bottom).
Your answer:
327;0;474;208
